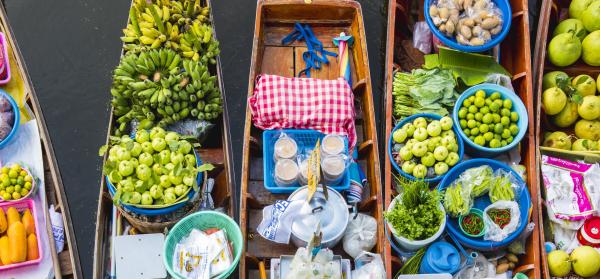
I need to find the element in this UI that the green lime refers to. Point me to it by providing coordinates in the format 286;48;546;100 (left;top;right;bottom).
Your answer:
463;99;472;107
16;177;24;186
12;192;21;200
467;113;475;120
492;114;501;123
509;124;519;136
460;119;467;129
507;136;514;143
471;127;480;136
490;92;501;100
8;170;18;179
501;108;511;117
2;179;9;187
501;140;508;146
490;139;501;148
480;106;490;114
494;123;504;134
475;90;486;98
474;97;485;107
475;112;483;121
484;132;494;141
19;170;26;177
458;108;468;119
501;116;510;127
503;99;513;109
467;119;477;128
474;136;485;146
490;102;500;112
2;193;10;200
14;185;21;192
485;99;492;106
480;124;490;133
482;114;493;124
20;188;28;196
502;129;512;139
468;96;476;103
6;186;14;194
464;129;471;136
468;105;478;113
510;112;519;122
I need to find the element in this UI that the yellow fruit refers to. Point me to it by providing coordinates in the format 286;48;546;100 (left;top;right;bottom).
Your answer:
0;208;7;233
7;221;26;263
26;234;38;261
0;235;11;265
21;209;35;236
6;207;20;226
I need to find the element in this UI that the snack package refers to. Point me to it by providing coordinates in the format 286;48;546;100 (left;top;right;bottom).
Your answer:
483;201;520;242
541;155;600;221
343;213;377;258
207;230;233;276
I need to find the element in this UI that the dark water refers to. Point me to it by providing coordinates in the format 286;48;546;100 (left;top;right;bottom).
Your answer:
2;0;539;277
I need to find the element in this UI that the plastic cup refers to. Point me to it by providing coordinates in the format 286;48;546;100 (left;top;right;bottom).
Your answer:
321;155;346;185
321;135;345;156
273;137;298;161
298;160;308;185
274;159;298;187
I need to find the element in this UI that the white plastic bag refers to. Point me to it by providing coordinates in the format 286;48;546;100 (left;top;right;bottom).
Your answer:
343;213;377;258
413;21;432;54
483;201;520;242
352;252;386;279
287;248;342;279
453;252;495;279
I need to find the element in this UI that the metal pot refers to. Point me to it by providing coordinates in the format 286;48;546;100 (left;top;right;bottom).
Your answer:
288;186;349;248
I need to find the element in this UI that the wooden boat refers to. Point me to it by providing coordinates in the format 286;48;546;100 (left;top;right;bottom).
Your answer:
384;0;540;277
92;0;235;278
239;0;384;277
533;1;600;278
0;3;81;278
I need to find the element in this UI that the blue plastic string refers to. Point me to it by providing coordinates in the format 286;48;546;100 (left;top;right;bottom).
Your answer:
281;23;337;78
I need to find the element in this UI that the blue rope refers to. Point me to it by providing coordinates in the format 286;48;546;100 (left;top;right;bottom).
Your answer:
281;23;337;78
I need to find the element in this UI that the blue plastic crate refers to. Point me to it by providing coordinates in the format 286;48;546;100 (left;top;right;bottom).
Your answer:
262;129;350;194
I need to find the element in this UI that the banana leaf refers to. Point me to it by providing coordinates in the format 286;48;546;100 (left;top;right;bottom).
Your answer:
424;47;511;86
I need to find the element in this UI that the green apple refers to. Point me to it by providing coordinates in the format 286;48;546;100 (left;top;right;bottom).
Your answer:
445;152;460;166
427;120;442;137
440;116;453;130
141;191;153;205
434;162;449;175
412;164;427;179
548;32;582;67
547;250;571;277
413;127;428;141
399;146;413;161
401;161;416;174
135;129;150;143
433;146;449;161
404;123;416;137
421;152;436;167
130;142;143;157
393;128;408;143
118;160;135;177
411;142;428;157
413;117;428;128
141;141;154;154
571;246;600;277
554;18;588;41
427;137;442;152
582;1;600;32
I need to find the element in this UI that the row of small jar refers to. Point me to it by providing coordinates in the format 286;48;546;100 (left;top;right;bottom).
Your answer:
274;154;348;187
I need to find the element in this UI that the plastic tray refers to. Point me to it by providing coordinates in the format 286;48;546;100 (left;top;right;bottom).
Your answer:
262;129;350;194
0;198;43;271
106;150;203;216
0;89;20;149
0;33;11;85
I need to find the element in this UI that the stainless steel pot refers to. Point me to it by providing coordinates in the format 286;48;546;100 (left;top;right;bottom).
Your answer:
288;186;349;248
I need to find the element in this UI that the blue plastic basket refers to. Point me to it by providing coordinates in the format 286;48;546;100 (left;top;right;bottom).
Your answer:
0;89;20;149
106;150;203;216
424;0;512;52
263;129;350;194
388;113;464;183
453;83;528;158
437;158;531;251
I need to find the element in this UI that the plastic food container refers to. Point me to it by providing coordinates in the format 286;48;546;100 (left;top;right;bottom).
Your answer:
424;0;512;52
452;84;528;158
386;195;447;251
163;211;243;279
0;90;20;149
274;159;298;187
321;155;346;185
388;113;464;183
459;208;486;238
273;137;298;161
0;198;43;271
0;33;11;85
437;158;531;251
321;134;345;156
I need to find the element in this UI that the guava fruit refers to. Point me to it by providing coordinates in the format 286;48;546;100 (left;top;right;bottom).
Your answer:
572;138;599;150
572;74;597;96
575;119;600;140
543;131;572;150
548;32;582;66
543;71;569;90
547;250;571;277
542;87;568;115
578;95;600;120
582;30;600;66
571;246;600;277
582;1;600;32
554;18;588;41
570;0;597;20
552;101;579;127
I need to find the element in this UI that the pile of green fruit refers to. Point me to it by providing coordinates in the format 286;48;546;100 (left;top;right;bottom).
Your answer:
110;48;222;135
391;116;460;179
547;0;600;67
0;164;34;201
547;246;600;278
542;71;600;149
457;90;520;148
101;127;213;207
121;0;220;65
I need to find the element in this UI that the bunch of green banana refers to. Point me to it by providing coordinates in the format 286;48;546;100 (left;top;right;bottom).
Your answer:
166;0;210;26
110;48;222;135
180;21;219;64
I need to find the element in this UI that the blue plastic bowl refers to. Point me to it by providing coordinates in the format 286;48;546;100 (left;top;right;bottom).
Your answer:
106;150;203;216
388;113;464;183
424;0;512;52
437;159;531;251
453;84;528;158
0;89;20;149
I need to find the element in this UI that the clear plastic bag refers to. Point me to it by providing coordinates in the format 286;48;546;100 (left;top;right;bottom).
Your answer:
485;73;515;92
343;213;377;259
489;169;523;203
288;248;342;279
352;252;386;279
165;119;215;143
453;252;495;279
458;165;493;198
413;21;432;54
483;201;520;242
508;222;535;255
444;179;473;218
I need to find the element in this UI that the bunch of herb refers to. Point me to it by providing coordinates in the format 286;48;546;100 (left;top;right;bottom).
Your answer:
385;175;443;241
395;247;426;275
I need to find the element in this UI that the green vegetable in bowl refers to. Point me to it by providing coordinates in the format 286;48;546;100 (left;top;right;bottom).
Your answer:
489;172;515;202
459;165;493;198
385;176;443;241
443;181;472;217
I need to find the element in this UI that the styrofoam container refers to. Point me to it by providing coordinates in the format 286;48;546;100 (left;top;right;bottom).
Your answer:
0;198;43;271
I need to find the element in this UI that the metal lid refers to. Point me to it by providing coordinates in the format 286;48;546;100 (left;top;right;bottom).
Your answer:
288;186;349;243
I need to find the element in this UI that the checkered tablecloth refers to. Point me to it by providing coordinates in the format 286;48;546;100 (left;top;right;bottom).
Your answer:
249;74;356;149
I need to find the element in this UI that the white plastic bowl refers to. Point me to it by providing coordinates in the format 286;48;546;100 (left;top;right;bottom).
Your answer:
386;195;446;251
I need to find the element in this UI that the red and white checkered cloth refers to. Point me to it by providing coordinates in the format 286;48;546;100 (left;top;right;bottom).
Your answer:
249;74;357;149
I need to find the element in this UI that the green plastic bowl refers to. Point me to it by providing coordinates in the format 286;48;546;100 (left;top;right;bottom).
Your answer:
458;208;486;238
163;211;243;279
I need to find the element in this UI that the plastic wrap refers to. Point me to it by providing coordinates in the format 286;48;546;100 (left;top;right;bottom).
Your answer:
429;0;504;46
458;165;493;198
453;252;495;279
352;252;386;279
165;119;215;144
287;248;342;279
483;201;520;242
486;73;515;92
343;213;377;259
413;21;433;54
508;222;535;255
489;169;523;203
444;180;473;218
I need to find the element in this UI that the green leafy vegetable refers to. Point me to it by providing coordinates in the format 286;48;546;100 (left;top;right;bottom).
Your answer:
385;176;443;241
396;247;426;275
424;47;511;86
